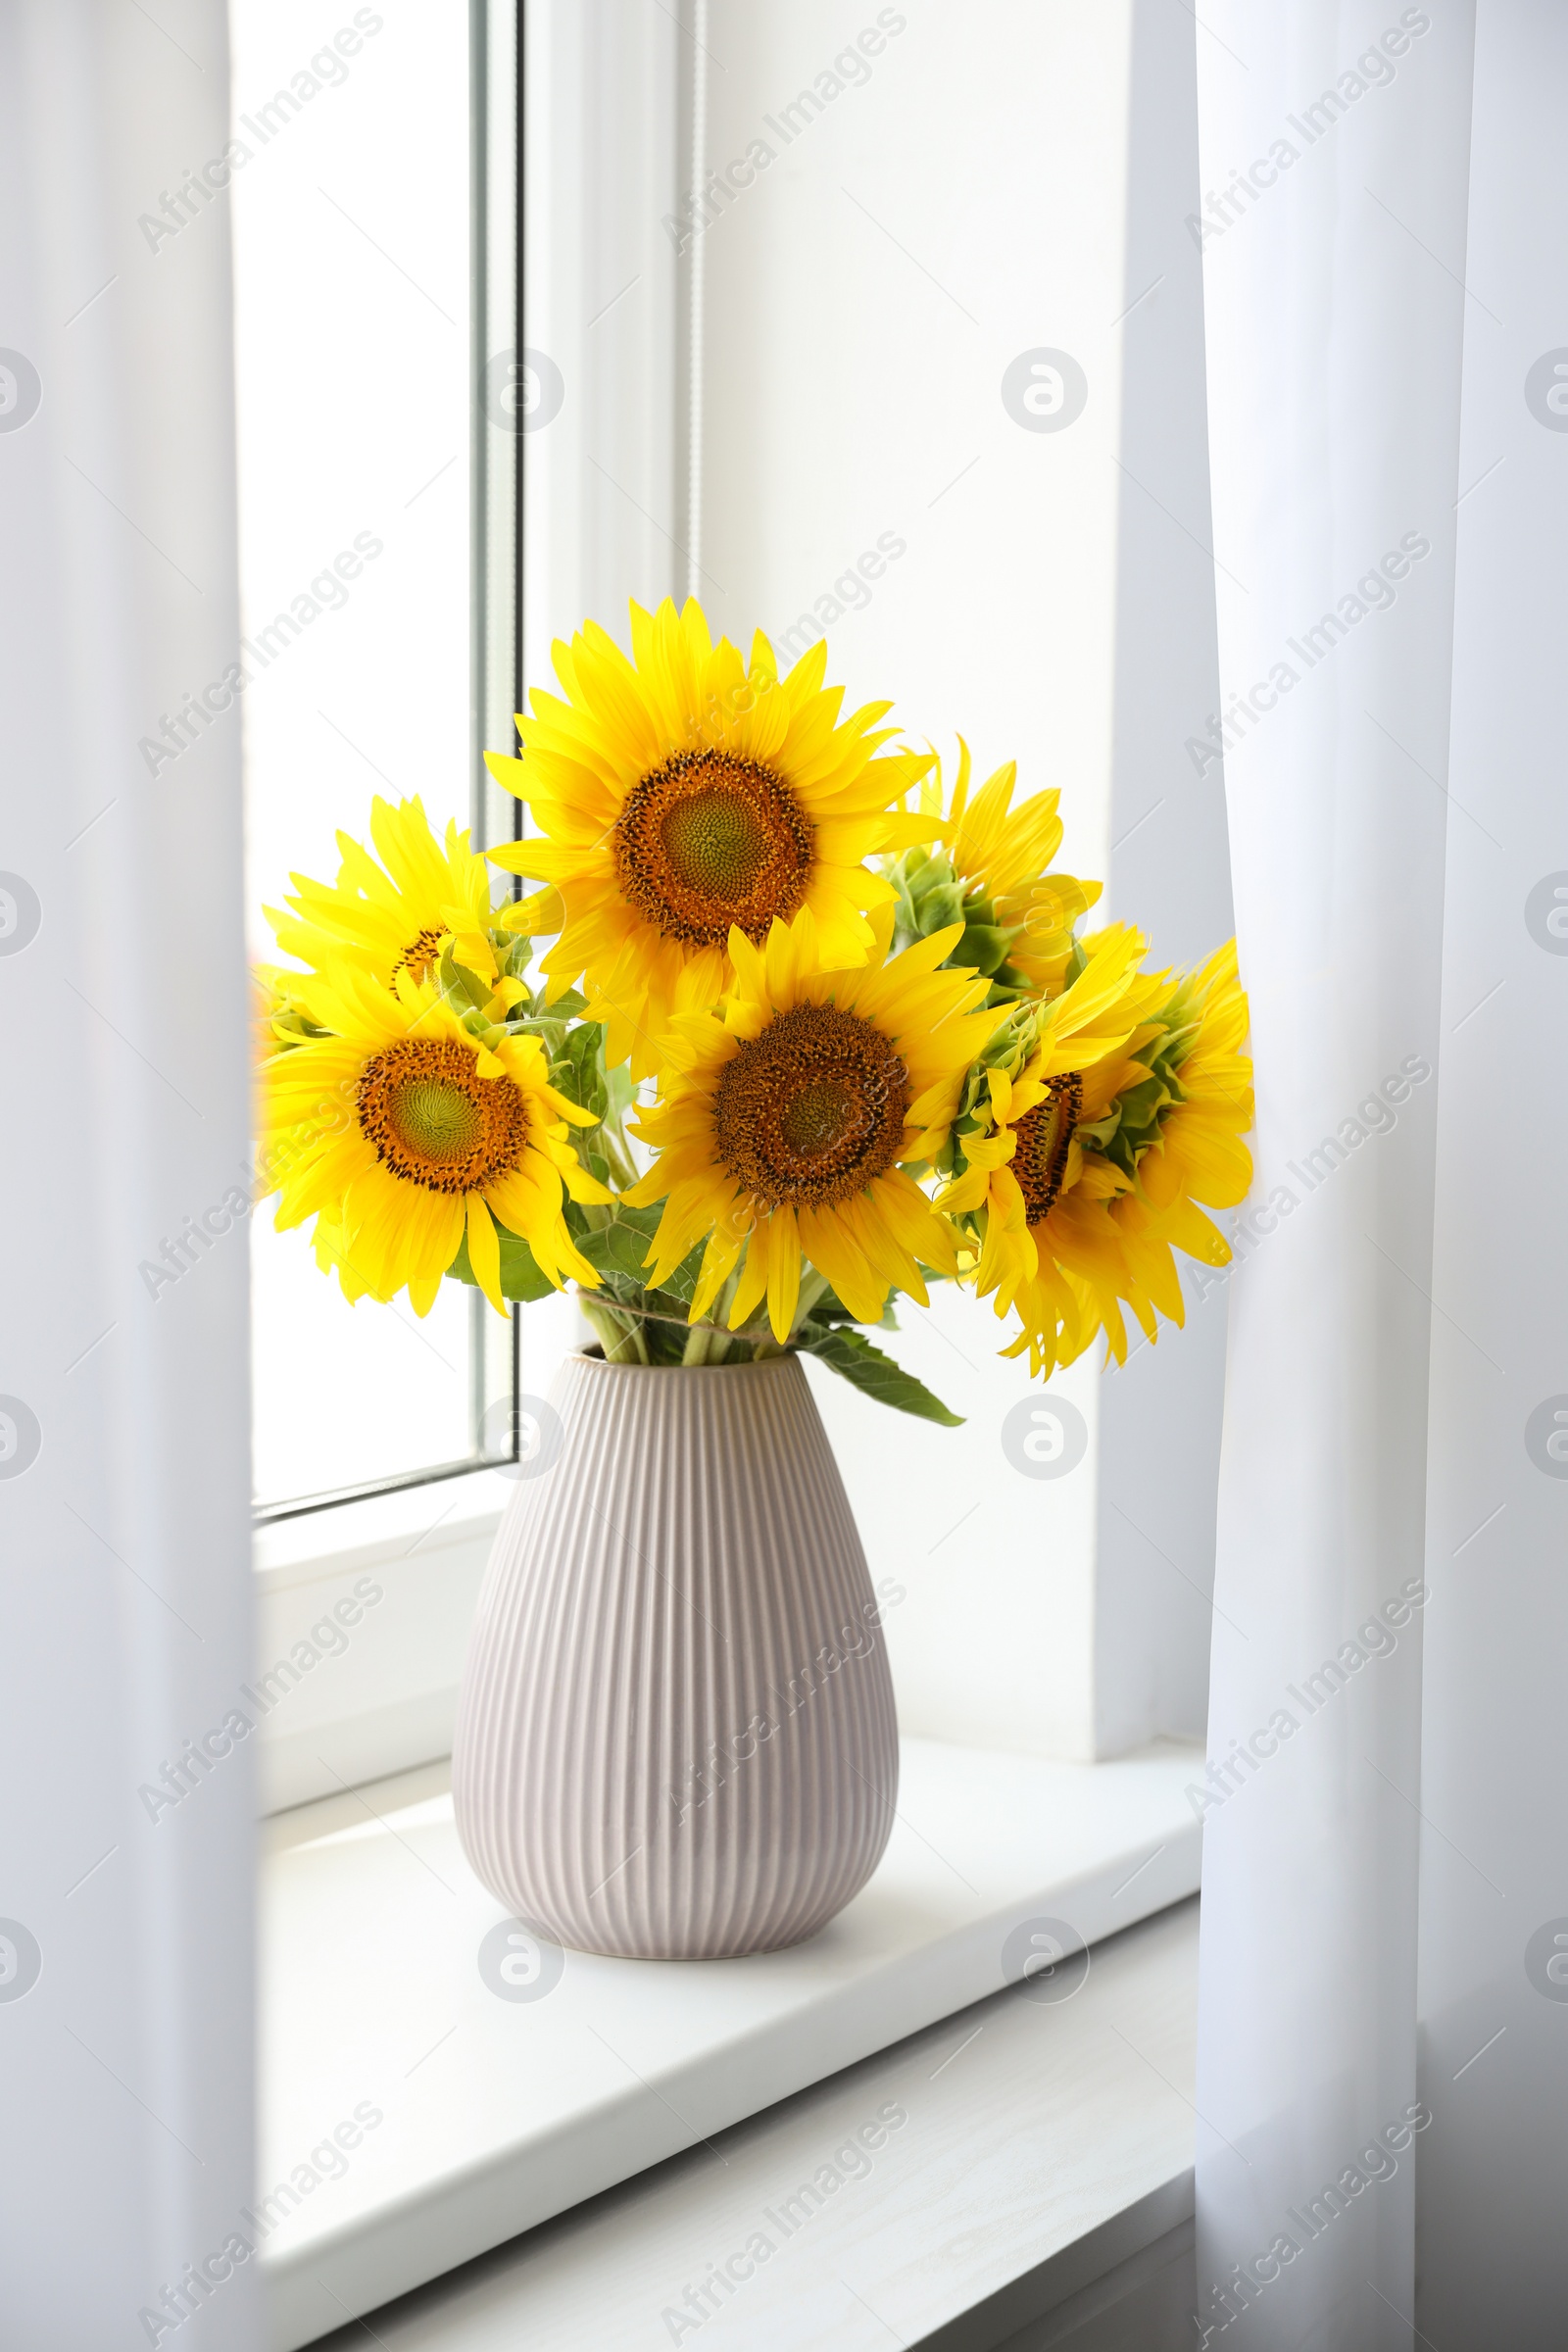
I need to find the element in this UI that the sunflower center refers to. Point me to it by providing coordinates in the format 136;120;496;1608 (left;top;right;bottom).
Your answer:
612;748;814;949
391;1078;483;1162
713;1003;909;1211
393;926;447;986
778;1078;854;1156
357;1038;529;1196
1012;1074;1083;1224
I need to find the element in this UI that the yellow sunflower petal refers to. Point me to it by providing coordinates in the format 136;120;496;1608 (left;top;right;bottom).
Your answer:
260;965;598;1318
957;930;1251;1376
483;599;935;1065
466;1196;505;1318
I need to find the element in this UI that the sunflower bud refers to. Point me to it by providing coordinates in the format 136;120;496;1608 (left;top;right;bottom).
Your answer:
947;921;1015;977
915;880;965;932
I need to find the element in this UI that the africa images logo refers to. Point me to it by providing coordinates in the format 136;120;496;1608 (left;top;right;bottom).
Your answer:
477;1918;565;2003
1001;1392;1088;1479
1001;349;1088;433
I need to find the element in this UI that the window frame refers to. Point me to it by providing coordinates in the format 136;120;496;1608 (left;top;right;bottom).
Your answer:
247;0;524;1530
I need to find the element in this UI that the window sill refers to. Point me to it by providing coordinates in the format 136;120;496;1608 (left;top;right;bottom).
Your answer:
258;1736;1202;2351
303;1903;1199;2352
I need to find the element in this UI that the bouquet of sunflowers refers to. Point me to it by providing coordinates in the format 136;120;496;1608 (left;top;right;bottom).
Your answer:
258;600;1252;1424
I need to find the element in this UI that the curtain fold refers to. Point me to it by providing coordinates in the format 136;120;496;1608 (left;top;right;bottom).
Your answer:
0;5;257;2344
1193;6;1476;2344
1415;5;1568;2338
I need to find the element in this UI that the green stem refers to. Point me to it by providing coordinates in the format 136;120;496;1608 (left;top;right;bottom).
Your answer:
621;1319;652;1366
680;1265;745;1364
595;1061;644;1194
579;1295;648;1365
595;1120;640;1193
786;1268;831;1347
704;1270;741;1364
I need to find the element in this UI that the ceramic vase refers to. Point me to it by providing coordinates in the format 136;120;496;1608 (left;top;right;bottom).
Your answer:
451;1350;899;1960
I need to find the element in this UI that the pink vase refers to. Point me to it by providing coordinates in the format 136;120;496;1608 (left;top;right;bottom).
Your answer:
451;1350;899;1959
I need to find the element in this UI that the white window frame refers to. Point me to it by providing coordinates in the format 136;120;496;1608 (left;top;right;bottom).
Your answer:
242;0;521;1534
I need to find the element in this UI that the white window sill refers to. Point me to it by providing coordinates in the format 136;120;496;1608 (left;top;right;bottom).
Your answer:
258;1736;1202;2352
302;1902;1199;2352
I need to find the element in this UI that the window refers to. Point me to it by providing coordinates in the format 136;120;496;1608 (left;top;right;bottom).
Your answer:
235;0;519;1517
247;0;1227;1806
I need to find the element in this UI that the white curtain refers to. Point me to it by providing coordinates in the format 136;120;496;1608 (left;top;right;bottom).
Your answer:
1195;4;1567;2344
0;6;257;2345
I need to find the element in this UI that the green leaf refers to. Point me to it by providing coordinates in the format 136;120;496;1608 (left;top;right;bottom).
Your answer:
499;929;534;980
533;1019;605;1114
793;1323;962;1426
653;1247;705;1307
804;1287;858;1323
447;1223;557;1303
439;938;494;1011
577;1222;656;1287
575;1212;709;1309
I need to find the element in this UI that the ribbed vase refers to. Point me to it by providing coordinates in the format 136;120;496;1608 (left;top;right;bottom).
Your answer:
451;1350;899;1960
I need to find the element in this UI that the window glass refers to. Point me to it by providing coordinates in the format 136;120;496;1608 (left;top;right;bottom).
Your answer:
231;0;493;1512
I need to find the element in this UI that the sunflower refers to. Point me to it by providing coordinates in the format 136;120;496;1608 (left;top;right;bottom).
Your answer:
1102;938;1253;1314
260;963;612;1319
621;906;1004;1343
266;795;500;996
887;738;1102;998
252;960;294;1060
483;599;934;1078
941;933;1252;1374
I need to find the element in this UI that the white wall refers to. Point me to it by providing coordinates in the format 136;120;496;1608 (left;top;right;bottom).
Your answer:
1093;0;1230;1753
689;0;1126;1762
694;0;1130;844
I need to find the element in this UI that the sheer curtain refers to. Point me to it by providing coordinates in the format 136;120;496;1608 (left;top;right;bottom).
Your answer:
1414;5;1568;2335
1;4;256;2344
1194;4;1566;2343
